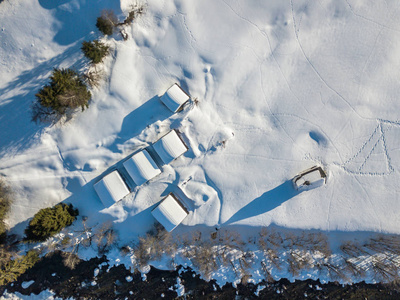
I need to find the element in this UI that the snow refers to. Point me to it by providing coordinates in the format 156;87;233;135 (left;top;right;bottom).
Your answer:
122;149;161;186
21;280;35;289
174;277;185;297
152;130;188;165
160;84;190;113
2;289;63;300
255;285;266;297
151;194;189;232
93;171;130;207
1;0;400;288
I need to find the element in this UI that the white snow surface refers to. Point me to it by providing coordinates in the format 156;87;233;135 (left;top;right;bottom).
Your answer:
2;289;65;300
21;280;35;289
1;0;400;285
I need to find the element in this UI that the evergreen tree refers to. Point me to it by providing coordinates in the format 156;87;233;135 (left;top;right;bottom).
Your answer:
25;203;79;242
0;250;39;285
33;68;91;123
96;10;117;35
81;40;110;64
0;179;11;243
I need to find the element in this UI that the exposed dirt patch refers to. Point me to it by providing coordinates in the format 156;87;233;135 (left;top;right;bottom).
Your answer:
1;251;400;299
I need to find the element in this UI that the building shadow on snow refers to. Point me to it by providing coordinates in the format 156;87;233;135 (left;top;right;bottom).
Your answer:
109;96;171;152
224;180;301;225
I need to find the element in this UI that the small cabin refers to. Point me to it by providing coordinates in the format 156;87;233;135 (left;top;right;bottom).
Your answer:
94;170;130;207
151;193;189;232
160;83;190;113
292;166;326;190
123;149;161;186
153;129;189;165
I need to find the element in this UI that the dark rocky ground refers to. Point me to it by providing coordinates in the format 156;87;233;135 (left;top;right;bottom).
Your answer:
1;251;400;299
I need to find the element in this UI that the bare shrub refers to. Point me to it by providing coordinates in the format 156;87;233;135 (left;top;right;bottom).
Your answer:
364;235;400;255
61;236;71;247
340;241;369;257
119;3;146;26
258;228;282;250
261;261;275;283
371;255;397;282
217;229;243;249
93;221;117;254
237;252;254;282
62;251;80;270
341;256;366;278
191;241;218;280
135;224;177;268
304;232;331;256
323;261;348;282
287;250;311;277
83;68;104;88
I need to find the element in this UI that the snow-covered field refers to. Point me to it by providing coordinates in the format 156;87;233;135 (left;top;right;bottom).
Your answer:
1;0;400;283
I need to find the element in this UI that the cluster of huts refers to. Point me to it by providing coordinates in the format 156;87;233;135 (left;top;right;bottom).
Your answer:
94;84;191;232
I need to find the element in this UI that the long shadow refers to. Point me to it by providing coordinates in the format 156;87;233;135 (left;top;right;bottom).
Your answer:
38;0;122;45
225;180;300;224
0;46;84;157
109;96;171;152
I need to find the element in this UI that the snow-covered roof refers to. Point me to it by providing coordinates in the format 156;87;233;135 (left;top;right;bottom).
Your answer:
153;130;188;164
151;194;188;232
293;166;326;190
123;149;161;186
160;83;190;113
94;171;130;207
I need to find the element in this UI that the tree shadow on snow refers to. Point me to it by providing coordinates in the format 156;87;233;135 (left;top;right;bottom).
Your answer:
38;0;122;45
224;180;301;225
0;47;85;156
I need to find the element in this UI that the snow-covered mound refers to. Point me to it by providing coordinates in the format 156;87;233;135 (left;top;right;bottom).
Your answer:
1;0;400;241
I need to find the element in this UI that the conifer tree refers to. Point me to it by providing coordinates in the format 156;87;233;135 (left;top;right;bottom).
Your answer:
81;40;110;64
32;68;91;123
96;10;117;35
0;179;11;243
0;250;39;285
25;203;78;242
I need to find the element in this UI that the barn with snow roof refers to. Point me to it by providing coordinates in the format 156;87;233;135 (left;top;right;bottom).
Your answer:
151;193;189;232
153;129;189;165
123;149;161;186
94;170;130;207
160;83;190;113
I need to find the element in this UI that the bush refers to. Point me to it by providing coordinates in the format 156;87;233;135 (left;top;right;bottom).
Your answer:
25;203;79;242
96;10;118;35
81;40;109;64
32;68;91;123
0;250;39;285
0;179;12;243
120;4;146;26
